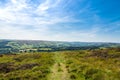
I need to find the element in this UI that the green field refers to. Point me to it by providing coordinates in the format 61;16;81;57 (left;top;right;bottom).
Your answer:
0;48;120;80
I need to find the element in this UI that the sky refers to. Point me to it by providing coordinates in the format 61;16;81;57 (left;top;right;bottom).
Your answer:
0;0;120;42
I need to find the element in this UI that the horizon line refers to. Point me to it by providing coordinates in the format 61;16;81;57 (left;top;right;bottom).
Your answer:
0;39;120;44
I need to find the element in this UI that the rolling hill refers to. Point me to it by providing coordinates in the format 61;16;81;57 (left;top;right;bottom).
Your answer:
0;39;120;54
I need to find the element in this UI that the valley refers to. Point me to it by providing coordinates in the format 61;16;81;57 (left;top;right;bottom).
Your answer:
0;40;120;54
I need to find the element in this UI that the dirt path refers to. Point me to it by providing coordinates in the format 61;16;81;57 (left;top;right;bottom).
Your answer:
48;52;69;80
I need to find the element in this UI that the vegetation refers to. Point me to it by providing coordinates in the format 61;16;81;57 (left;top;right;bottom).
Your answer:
0;40;120;54
0;47;120;80
0;52;54;80
64;48;120;80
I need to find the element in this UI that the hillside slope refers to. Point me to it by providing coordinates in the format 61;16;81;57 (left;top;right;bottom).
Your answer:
0;40;120;54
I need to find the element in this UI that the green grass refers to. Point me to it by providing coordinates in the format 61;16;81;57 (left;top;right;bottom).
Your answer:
0;48;120;80
64;48;120;80
0;52;55;80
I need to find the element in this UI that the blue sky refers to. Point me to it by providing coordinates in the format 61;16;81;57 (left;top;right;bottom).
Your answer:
0;0;120;42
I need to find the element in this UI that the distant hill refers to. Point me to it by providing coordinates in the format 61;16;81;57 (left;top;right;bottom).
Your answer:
0;39;120;54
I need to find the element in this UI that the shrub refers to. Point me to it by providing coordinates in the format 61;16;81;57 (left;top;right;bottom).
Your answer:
0;62;15;73
17;63;39;70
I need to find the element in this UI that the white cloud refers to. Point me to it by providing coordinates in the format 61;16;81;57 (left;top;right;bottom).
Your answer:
0;0;119;42
36;0;60;11
0;22;98;41
0;0;80;25
0;0;99;41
